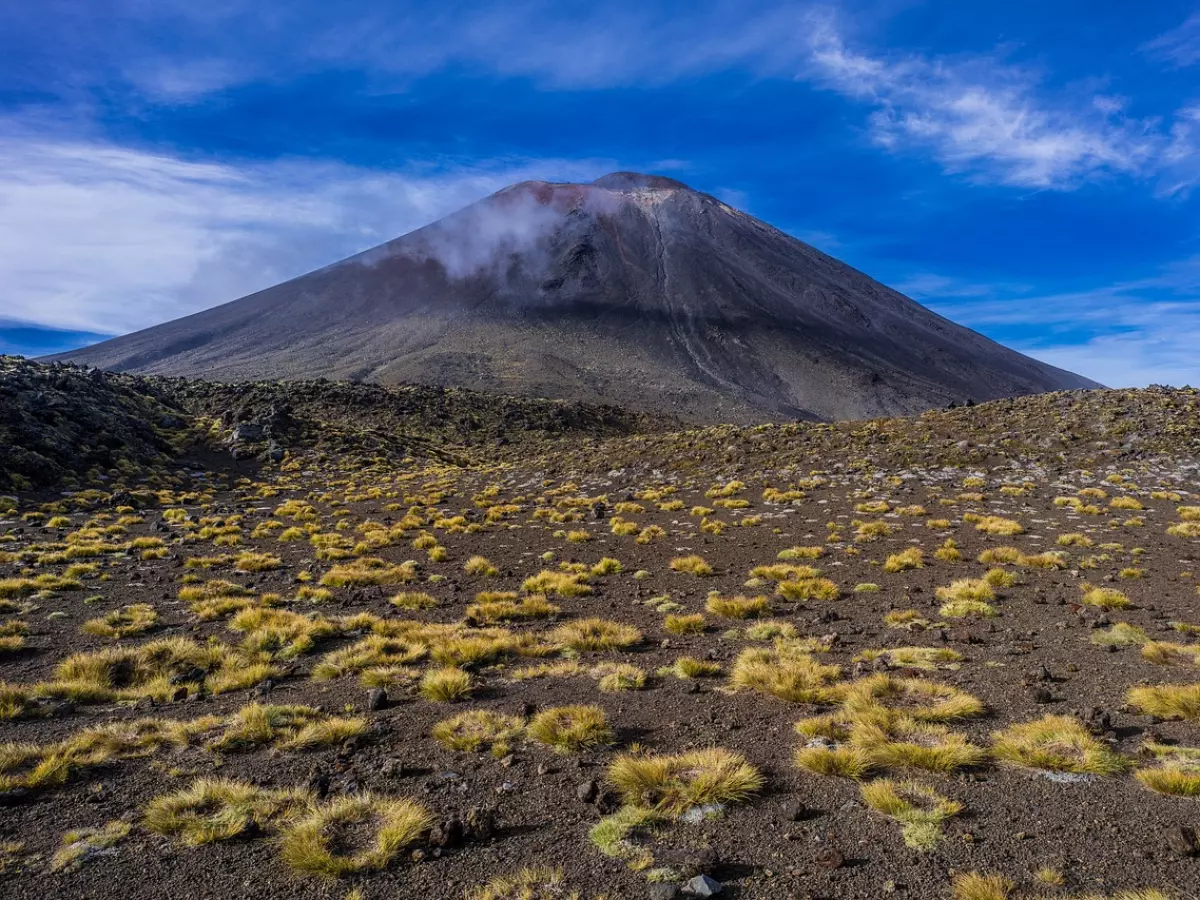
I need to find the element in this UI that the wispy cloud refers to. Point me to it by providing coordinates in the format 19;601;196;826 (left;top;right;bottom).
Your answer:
800;11;1183;191
0;131;608;334
1142;13;1200;67
916;259;1200;387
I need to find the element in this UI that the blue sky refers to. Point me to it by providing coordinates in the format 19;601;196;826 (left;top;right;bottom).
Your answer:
1;1;1198;386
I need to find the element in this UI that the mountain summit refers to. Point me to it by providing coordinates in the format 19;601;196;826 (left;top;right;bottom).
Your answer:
51;172;1097;423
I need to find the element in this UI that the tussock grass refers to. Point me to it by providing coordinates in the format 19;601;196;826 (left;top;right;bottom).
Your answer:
850;717;986;772
420;667;474;702
46;637;247;703
320;558;417;587
743;620;798;641
588;805;661;870
1127;683;1200;720
521;570;592;598
973;516;1024;535
1082;585;1131;609
466;594;559;625
234;551;282;572
390;591;438;610
861;778;962;849
463;555;499;576
991;715;1127;775
883;549;924;573
705;594;769;620
794;745;872;779
731;645;842;704
432;709;525;755
280;794;433;877
607;747;762;815
1091;622;1149;647
230;607;337;659
466;867;581;900
145;778;311;845
843;674;985;722
664;613;706;635
670;555;713;576
1134;743;1200;797
778;546;824;560
776;577;840;602
211;703;365;752
81;603;159;638
550;618;642;652
51;821;130;872
528;705;613;753
952;872;1013;900
593;663;647;692
313;635;427;681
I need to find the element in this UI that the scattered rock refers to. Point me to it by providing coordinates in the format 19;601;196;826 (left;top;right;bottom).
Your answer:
576;779;599;803
683;874;723;897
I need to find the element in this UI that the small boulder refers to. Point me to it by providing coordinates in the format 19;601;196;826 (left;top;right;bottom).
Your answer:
683;874;723;897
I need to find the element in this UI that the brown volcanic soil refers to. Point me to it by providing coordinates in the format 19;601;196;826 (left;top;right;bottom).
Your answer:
1;380;1200;899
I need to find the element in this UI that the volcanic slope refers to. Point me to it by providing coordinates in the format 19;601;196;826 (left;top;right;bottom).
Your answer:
51;172;1098;423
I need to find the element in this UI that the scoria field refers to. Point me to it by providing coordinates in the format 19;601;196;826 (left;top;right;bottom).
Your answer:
2;357;1200;900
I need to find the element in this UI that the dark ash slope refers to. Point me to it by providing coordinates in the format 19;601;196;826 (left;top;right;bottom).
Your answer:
51;172;1098;423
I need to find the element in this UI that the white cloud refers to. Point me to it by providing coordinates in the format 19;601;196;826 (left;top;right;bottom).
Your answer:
918;259;1200;387
0;132;609;334
1142;13;1200;67
800;11;1168;190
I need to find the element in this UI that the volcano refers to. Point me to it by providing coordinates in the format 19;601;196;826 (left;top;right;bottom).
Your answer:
50;172;1098;423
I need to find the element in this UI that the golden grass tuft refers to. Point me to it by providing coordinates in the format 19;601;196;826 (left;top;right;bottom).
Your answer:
705;594;770;620
550;618;642;652
313;635;427;681
420;667;474;702
991;715;1128;775
466;867;581;900
211;703;366;752
607;747;762;815
664;613;706;635
1127;683;1200;720
145;778;311;845
731;645;842;704
1082;585;1131;609
320;558;417;587
528;705;613;753
81;603;159;638
776;577;840;602
432;709;525;755
952;872;1014;900
883;548;924;573
1134;742;1200;797
390;591;438;610
849;717;986;773
466;595;559;625
464;556;499;577
280;794;433;877
670;555;713;576
843;674;985;722
973;516;1024;536
234;551;283;572
521;570;592;598
861;778;962;849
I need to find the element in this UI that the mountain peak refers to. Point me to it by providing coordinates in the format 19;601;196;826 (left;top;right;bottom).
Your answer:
590;172;692;192
49;175;1097;424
